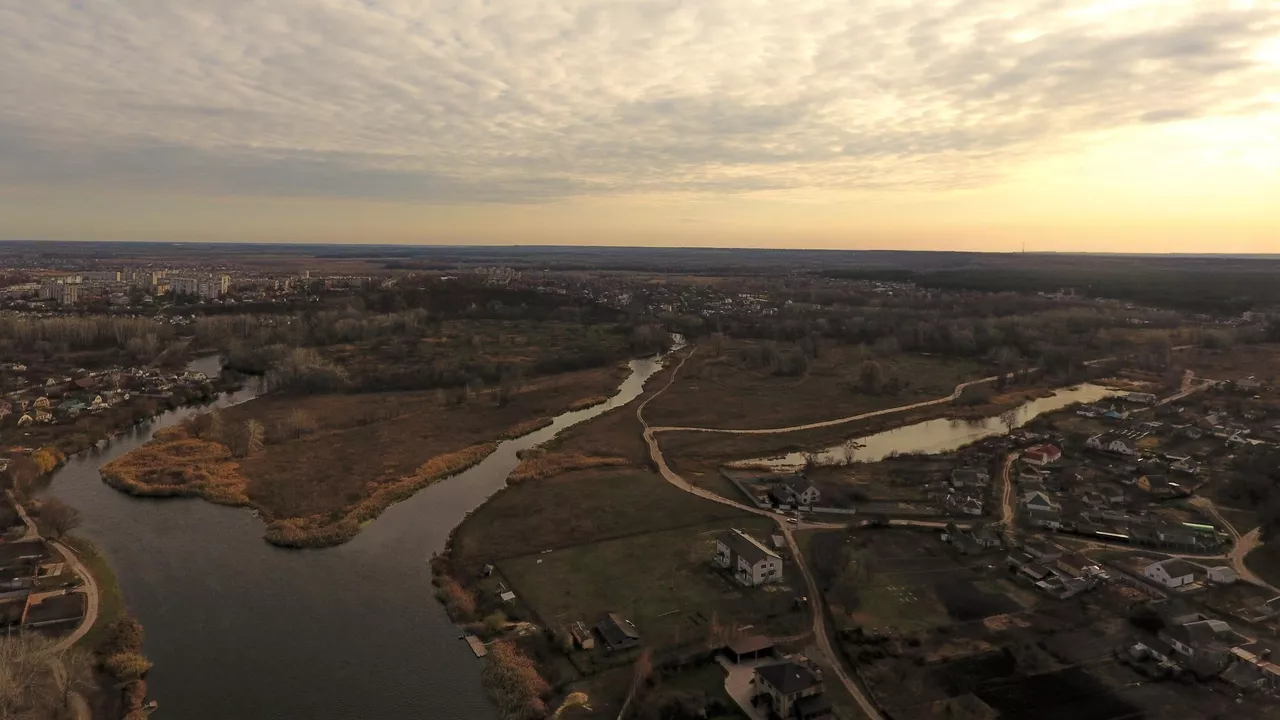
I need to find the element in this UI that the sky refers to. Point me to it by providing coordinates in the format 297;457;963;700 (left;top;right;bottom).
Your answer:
1;0;1278;252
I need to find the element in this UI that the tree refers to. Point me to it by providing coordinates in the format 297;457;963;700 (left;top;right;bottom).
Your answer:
54;647;96;712
105;652;152;682
245;420;265;457
0;633;58;718
483;612;508;636
999;409;1019;434
841;439;861;466
858;360;884;393
40;497;81;539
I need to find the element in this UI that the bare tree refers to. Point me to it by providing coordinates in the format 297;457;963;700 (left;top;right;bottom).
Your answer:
39;497;81;539
999;409;1019;434
53;647;96;713
0;633;58;719
245;420;265;458
841;439;862;466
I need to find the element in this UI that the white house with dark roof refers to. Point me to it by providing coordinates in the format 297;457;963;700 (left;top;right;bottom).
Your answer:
1143;558;1201;588
714;529;783;587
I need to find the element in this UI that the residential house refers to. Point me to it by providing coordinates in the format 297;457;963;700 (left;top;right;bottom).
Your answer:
1207;566;1238;584
16;414;33;427
1139;475;1187;499
753;661;829;719
1237;376;1263;392
0;403;10;421
1161;619;1239;666
1020;562;1053;581
1056;552;1103;579
1022;444;1062;466
595;612;641;652
1022;491;1059;512
960;497;983;516
1023;542;1062;562
950;468;990;489
1170;457;1199;475
31;397;50;411
1017;466;1047;484
32;409;52;424
770;474;820;508
973;529;1002;549
714;529;783;587
1144;558;1201;588
1026;509;1063;530
1127;392;1157;405
1086;434;1136;456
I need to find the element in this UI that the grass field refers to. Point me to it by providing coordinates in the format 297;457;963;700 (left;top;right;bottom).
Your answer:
498;517;805;648
63;535;123;650
451;468;754;567
644;343;988;430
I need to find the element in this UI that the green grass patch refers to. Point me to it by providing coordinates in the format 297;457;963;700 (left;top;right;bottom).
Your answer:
850;584;949;633
499;517;804;649
62;535;124;650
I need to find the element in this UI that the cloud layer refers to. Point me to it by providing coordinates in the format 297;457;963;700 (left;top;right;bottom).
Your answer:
1;0;1277;202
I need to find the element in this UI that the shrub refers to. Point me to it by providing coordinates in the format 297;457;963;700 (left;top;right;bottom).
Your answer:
104;652;152;682
482;641;551;720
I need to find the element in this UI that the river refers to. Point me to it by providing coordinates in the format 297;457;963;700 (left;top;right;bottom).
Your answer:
740;383;1121;469
43;353;669;720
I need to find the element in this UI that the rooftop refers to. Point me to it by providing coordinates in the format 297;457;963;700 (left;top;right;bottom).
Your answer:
1150;558;1203;578
756;661;821;696
718;528;781;565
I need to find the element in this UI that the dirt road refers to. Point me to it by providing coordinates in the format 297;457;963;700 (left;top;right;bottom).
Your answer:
639;348;885;719
50;539;101;652
999;453;1018;543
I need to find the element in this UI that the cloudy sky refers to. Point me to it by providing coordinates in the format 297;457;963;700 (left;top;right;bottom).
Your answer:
1;1;1277;251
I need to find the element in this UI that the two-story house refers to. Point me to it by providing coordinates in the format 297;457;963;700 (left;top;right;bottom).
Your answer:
753;661;831;719
715;529;783;587
771;474;820;508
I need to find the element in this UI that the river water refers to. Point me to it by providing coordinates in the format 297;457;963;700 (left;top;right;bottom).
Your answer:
43;354;668;720
741;383;1121;470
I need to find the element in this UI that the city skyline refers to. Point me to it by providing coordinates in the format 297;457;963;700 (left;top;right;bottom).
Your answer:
1;1;1278;252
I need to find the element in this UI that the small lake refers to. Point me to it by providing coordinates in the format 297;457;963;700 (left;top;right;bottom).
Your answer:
739;383;1121;470
43;353;669;720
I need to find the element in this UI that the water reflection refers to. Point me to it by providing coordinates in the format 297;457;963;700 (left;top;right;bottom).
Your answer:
743;383;1120;469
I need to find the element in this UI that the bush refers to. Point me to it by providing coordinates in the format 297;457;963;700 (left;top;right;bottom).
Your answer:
482;641;551;720
104;652;152;682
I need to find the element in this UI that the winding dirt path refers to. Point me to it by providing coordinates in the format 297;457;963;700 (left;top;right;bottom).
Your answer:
639;348;884;720
50;538;101;652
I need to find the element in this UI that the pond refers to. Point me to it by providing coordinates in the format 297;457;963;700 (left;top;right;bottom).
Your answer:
739;383;1121;470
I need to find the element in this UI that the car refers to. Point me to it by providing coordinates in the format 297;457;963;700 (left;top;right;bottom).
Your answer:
786;517;799;524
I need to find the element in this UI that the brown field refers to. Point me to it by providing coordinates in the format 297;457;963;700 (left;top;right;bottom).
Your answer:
103;364;629;546
643;342;989;430
450;468;753;569
1180;344;1280;383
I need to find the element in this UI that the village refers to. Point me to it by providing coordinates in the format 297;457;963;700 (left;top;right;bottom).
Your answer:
0;491;91;640
0;363;216;429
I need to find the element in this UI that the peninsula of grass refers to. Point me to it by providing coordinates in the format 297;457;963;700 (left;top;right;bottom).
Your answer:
101;364;629;548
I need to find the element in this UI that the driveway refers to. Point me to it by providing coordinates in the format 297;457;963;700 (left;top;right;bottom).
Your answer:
717;656;771;720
